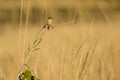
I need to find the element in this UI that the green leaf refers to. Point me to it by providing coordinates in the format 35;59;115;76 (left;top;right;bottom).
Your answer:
22;70;32;80
19;69;40;80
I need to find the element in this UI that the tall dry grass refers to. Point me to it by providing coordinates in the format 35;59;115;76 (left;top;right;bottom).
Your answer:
0;22;120;80
0;0;120;80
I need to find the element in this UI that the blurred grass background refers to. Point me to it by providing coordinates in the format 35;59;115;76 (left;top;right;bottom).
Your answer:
0;0;120;80
0;0;120;26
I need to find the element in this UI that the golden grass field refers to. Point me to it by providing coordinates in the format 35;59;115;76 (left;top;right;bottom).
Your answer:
0;21;120;80
0;0;120;80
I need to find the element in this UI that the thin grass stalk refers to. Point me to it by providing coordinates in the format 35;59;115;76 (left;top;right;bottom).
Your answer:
75;45;96;80
16;25;48;79
75;47;85;80
73;16;95;60
16;0;31;79
22;0;31;62
50;63;56;80
18;0;24;63
83;42;97;75
98;59;104;80
96;2;110;24
16;30;45;80
79;48;90;76
60;37;66;80
73;36;89;60
98;58;107;80
74;16;95;80
15;0;48;77
72;3;79;23
71;48;76;80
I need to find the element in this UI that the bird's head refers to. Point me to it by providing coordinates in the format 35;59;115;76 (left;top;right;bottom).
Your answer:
47;16;53;25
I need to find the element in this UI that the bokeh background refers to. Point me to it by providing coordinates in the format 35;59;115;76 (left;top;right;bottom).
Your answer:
0;0;120;26
0;0;120;80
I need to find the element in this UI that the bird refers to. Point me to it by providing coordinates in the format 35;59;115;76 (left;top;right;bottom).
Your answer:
43;16;53;30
